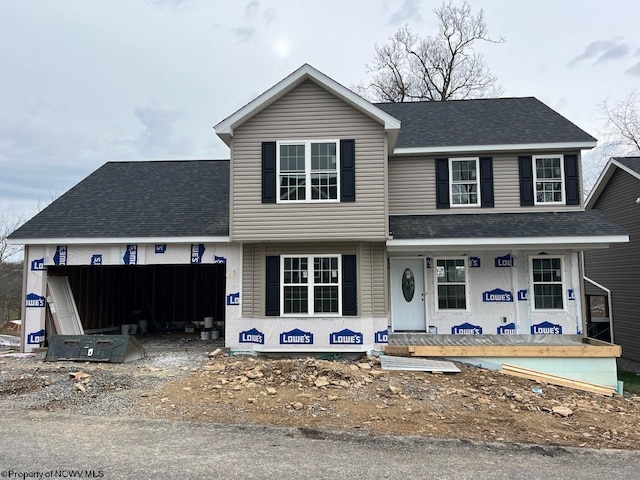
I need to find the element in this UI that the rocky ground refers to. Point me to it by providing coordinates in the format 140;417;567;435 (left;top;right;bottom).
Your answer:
1;350;639;450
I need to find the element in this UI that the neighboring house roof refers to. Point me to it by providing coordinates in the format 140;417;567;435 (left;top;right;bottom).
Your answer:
388;211;628;250
214;64;401;150
9;160;229;243
375;97;597;155
586;156;640;209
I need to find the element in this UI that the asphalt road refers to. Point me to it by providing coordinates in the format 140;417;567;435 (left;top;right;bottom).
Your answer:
1;412;639;480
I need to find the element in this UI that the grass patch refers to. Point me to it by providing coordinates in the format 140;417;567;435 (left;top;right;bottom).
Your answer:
618;371;640;395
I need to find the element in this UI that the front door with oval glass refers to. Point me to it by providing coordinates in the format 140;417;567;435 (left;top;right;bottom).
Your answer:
390;258;426;331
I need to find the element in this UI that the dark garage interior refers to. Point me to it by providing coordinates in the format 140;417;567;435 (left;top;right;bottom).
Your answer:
47;264;226;334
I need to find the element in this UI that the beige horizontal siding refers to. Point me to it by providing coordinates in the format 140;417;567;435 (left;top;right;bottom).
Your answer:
388;152;584;215
232;80;387;241
241;242;387;317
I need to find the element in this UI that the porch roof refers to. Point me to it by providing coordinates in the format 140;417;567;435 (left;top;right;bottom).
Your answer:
387;211;628;251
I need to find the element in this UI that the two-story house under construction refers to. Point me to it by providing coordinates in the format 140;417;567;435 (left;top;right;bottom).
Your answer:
9;65;627;385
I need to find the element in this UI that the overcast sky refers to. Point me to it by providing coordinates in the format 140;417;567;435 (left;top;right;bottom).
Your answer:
1;0;639;224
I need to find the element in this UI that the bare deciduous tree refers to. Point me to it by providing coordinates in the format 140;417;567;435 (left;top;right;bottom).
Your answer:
0;213;24;263
602;90;640;153
356;1;503;102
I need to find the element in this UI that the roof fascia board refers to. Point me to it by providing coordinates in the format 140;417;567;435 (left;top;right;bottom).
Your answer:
7;236;231;245
392;141;597;156
214;64;401;141
387;235;629;250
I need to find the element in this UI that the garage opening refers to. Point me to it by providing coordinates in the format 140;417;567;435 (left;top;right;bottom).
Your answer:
47;264;226;335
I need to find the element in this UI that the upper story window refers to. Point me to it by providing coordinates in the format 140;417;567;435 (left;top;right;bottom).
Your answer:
449;158;480;207
533;155;565;205
277;140;339;202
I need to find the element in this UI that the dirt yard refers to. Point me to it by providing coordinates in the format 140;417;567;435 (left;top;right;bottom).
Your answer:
1;351;639;450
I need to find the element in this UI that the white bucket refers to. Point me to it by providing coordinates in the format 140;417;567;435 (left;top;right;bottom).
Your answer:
204;316;214;329
138;319;148;334
120;324;130;335
211;330;220;340
200;330;211;341
130;324;138;335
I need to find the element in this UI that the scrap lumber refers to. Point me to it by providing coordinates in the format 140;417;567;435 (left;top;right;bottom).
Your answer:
380;355;460;373
501;363;615;396
404;344;620;358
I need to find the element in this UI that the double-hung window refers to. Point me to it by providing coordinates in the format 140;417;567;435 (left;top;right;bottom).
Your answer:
435;258;467;310
450;158;480;207
531;257;564;310
278;140;339;202
533;155;564;204
282;255;340;315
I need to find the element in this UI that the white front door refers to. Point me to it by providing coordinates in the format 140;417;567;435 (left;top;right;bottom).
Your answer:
390;258;426;331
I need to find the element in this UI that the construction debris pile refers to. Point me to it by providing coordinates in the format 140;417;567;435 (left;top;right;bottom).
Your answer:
0;352;639;450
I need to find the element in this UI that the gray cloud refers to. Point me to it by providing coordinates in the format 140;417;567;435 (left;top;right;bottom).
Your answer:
245;0;259;18
130;106;192;158
389;0;422;24
230;26;256;42
626;62;640;76
568;38;631;67
262;7;276;26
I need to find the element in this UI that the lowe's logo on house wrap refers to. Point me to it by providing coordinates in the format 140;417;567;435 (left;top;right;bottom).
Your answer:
567;289;575;300
494;254;513;268
425;257;432;268
27;329;45;345
482;288;513;302
226;292;240;305
517;290;528;301
329;328;363;345
30;258;45;271
91;254;102;265
123;245;137;265
375;329;389;343
497;323;516;334
54;245;67;265
531;321;562;335
469;256;481;268
191;244;205;264
214;255;227;264
155;244;166;254
25;293;46;308
239;328;265;345
280;328;314;345
452;322;483;335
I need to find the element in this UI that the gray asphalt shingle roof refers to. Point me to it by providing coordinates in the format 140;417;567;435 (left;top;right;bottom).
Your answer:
9;160;229;239
614;156;640;175
375;97;596;149
389;211;627;239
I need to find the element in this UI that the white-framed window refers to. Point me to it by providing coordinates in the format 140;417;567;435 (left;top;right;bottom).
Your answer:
435;257;468;310
449;158;480;207
277;140;339;203
533;155;565;205
530;256;564;310
281;255;341;315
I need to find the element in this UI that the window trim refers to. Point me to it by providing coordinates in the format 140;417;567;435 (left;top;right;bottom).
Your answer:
280;254;342;317
533;154;565;205
449;157;480;208
529;255;565;311
276;139;340;204
434;256;469;312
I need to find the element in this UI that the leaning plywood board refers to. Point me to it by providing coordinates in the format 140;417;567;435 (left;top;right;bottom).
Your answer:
501;363;615;396
380;355;460;373
47;276;84;335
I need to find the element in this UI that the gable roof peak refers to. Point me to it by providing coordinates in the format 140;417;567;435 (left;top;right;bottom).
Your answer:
214;64;401;148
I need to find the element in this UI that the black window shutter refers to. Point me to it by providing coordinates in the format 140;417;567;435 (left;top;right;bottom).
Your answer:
342;255;357;316
564;154;580;205
435;158;450;209
479;157;494;208
262;142;276;204
265;255;280;316
340;139;356;202
518;155;534;206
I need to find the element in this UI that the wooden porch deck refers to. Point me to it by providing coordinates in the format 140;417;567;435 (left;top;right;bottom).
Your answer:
383;334;621;358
